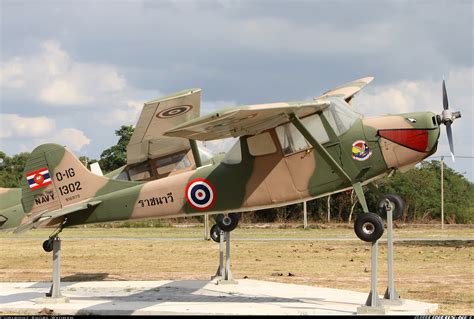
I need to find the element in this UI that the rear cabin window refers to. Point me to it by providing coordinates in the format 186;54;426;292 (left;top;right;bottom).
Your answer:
223;139;242;164
276;113;330;155
155;152;191;175
128;161;152;181
247;132;276;156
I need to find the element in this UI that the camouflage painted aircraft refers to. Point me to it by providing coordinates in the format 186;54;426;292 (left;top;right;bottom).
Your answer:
0;78;461;251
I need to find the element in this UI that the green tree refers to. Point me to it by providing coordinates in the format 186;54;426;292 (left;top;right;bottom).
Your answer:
99;125;134;173
378;160;473;223
0;151;30;188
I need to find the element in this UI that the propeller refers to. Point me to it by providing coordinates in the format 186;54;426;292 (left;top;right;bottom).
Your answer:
437;79;461;161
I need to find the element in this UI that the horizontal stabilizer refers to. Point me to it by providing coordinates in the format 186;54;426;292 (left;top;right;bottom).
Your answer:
316;76;374;104
14;200;101;234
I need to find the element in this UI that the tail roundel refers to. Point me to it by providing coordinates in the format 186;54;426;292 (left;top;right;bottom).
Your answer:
20;143;133;218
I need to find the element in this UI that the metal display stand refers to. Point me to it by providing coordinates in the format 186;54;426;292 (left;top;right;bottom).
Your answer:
38;237;69;303
383;203;403;305
357;239;385;314
211;231;237;285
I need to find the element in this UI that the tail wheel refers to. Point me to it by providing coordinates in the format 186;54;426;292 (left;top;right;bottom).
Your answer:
354;212;384;242
215;213;239;232
377;194;405;220
42;239;54;252
210;224;222;243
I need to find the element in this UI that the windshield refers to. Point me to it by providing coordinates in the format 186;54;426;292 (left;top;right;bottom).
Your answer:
323;99;361;136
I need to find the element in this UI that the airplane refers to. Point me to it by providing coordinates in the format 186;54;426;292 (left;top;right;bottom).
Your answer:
0;77;461;251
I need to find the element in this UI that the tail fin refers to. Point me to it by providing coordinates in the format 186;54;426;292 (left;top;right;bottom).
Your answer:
21;143;136;217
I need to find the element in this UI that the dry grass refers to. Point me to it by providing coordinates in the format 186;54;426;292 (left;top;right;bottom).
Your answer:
0;226;472;314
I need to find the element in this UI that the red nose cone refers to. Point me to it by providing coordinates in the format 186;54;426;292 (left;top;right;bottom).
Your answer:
378;129;429;152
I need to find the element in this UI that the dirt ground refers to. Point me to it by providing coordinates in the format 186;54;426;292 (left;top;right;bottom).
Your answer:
0;225;472;314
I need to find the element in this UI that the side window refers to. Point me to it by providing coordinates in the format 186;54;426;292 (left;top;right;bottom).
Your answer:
115;170;131;181
223;139;242;164
128;162;152;181
301;114;330;144
248;132;277;156
276;122;308;155
276;113;330;155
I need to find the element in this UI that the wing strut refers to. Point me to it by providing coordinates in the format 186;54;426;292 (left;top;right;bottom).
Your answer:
288;113;369;213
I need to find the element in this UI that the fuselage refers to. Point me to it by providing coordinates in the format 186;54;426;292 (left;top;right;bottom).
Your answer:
0;98;441;231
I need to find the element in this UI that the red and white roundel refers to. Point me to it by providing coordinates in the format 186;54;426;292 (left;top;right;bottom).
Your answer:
156;105;193;119
185;178;216;211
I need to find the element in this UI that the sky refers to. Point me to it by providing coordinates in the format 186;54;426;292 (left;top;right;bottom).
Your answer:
1;0;473;180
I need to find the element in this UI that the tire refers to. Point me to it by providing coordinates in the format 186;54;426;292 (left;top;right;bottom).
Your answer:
354;212;384;242
42;239;53;252
210;224;222;243
377;194;405;220
215;213;239;232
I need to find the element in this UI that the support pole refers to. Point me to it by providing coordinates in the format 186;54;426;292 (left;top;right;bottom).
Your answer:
383;202;403;305
303;201;308;229
39;237;69;303
51;237;62;298
357;240;385;314
327;195;331;223
211;230;225;280
214;231;237;285
204;214;210;240
441;156;444;230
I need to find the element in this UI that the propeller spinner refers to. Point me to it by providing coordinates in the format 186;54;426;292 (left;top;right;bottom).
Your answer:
437;80;461;161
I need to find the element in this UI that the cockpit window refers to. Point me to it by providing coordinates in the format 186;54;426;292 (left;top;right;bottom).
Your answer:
323;99;361;136
276;113;329;155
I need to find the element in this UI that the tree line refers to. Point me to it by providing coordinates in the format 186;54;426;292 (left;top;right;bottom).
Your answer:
1;125;472;223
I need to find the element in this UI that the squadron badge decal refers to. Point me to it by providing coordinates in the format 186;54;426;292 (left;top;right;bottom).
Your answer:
185;178;216;210
351;140;372;161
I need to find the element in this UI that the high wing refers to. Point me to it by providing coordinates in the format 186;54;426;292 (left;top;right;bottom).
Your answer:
315;76;374;104
127;88;201;165
164;100;329;141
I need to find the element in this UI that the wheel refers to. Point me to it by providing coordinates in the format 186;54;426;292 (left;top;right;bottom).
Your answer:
210;224;222;243
377;194;405;220
354;212;384;242
215;213;239;232
42;239;53;252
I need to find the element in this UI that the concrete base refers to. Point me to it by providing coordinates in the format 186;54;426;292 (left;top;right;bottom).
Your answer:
381;298;405;306
356;305;386;315
216;279;238;285
35;297;70;304
0;280;438;316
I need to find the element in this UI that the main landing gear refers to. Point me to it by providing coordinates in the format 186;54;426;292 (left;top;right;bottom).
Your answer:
210;213;240;243
353;193;405;243
210;213;239;284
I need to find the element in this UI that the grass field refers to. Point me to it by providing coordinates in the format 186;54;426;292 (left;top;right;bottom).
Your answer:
0;224;472;314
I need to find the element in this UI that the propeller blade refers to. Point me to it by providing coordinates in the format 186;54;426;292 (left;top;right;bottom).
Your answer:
442;79;449;110
446;121;455;162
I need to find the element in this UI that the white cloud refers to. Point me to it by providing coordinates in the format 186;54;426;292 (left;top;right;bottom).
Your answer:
0;40;127;106
0;114;56;138
0;113;90;152
39;128;91;151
